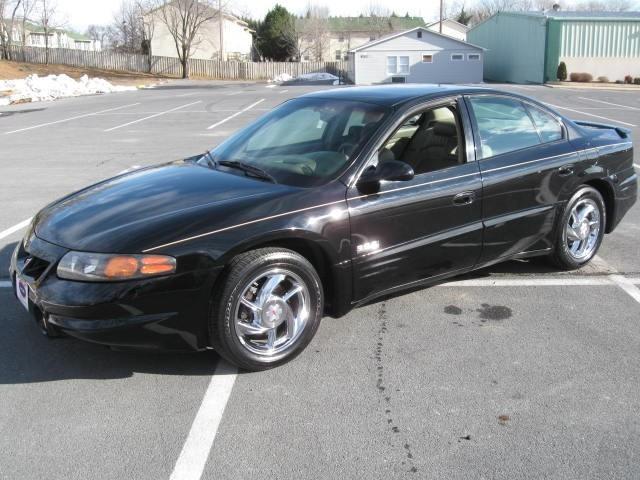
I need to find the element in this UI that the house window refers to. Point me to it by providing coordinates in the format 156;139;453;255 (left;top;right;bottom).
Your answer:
467;53;480;61
369;35;376;41
417;31;422;38
338;34;344;42
386;56;397;75
335;50;341;60
387;56;410;75
422;54;433;63
451;53;464;61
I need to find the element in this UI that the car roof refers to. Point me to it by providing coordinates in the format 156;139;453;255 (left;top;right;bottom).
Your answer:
300;84;503;107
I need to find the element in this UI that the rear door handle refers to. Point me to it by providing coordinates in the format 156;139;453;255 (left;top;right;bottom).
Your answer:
558;164;574;176
453;191;475;206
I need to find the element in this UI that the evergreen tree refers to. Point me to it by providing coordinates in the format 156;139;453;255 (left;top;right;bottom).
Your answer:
258;4;296;61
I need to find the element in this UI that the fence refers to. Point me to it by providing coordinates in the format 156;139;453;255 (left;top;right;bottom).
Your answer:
4;45;349;81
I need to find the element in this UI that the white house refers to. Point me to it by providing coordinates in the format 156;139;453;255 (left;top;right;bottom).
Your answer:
148;5;253;61
426;19;469;41
348;27;484;85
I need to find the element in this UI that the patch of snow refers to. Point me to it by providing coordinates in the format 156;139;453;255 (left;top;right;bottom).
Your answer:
0;74;136;105
271;72;293;83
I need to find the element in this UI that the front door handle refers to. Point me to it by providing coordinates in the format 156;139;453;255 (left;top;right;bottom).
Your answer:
453;191;475;206
558;164;574;176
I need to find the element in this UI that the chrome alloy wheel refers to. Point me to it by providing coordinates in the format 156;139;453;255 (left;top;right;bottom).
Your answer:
233;268;310;356
564;198;601;261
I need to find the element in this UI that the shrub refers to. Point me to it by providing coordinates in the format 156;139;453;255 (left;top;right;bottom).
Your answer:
634;78;640;85
615;80;624;84
624;75;633;84
556;61;567;81
569;72;593;82
597;76;609;83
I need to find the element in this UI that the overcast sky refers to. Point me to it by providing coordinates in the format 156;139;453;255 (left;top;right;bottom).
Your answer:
56;0;637;31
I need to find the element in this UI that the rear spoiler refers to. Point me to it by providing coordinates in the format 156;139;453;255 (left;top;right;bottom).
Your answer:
573;120;631;139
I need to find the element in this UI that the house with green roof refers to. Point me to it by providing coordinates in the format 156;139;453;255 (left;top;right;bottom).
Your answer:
2;19;101;51
296;15;425;61
468;10;640;83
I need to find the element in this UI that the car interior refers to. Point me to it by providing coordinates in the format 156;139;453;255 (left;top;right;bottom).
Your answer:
377;105;465;175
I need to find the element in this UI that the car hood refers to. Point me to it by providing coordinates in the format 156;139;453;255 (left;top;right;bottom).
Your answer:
35;161;291;253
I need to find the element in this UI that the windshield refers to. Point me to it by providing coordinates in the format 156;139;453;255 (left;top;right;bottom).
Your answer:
202;98;389;187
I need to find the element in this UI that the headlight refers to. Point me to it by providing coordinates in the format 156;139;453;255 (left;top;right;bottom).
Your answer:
57;252;176;281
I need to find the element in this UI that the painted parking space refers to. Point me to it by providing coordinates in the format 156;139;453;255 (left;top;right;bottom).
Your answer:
0;80;639;480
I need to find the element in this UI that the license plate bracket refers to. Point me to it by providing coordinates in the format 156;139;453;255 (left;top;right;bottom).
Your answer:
15;275;30;312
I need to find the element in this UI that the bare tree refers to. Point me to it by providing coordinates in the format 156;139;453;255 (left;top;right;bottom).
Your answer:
86;24;108;49
300;4;329;61
38;0;60;64
19;0;36;58
0;0;22;60
365;3;392;39
573;0;632;11
110;0;146;53
136;0;155;71
155;0;218;79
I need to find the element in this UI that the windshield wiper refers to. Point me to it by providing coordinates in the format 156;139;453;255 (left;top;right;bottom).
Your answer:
218;160;277;184
202;150;217;168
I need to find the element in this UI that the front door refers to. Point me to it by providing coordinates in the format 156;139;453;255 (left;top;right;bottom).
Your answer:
348;98;483;302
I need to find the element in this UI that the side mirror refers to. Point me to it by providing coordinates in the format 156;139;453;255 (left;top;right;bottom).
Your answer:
357;160;415;190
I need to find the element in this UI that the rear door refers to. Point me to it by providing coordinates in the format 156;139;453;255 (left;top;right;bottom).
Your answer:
465;94;580;263
348;97;483;302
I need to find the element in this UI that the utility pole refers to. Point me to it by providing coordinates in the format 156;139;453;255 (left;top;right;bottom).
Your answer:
218;0;224;61
439;0;443;33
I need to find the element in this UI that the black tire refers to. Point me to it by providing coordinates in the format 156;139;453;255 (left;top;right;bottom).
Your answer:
550;186;606;270
209;248;323;371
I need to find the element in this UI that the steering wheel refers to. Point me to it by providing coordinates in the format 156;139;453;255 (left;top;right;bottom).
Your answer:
280;156;316;176
337;142;356;157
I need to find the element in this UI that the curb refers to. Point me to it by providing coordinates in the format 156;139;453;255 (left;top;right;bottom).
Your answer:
545;82;640;92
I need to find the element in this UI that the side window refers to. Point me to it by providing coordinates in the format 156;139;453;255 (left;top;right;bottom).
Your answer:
379;105;464;175
468;96;541;159
527;104;564;143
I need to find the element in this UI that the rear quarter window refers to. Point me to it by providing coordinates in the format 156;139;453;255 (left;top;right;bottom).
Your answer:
526;104;564;143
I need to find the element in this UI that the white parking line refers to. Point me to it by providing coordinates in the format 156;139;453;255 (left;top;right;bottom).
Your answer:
170;361;238;480
279;89;289;94
207;98;265;130
610;275;640;304
438;277;614;287
104;101;202;132
0;218;32;240
503;84;538;90
578;97;640;111
544;102;637;127
4;103;141;134
634;164;640;169
0;281;11;288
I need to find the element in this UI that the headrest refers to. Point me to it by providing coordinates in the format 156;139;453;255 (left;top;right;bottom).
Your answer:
378;148;395;163
433;122;457;137
348;125;364;138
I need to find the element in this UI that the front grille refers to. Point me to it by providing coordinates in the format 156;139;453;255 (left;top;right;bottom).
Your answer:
20;254;50;281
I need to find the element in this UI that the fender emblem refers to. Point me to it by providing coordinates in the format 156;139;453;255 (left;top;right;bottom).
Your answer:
357;240;380;254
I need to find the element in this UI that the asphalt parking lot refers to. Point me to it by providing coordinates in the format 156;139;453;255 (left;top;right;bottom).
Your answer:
1;81;639;480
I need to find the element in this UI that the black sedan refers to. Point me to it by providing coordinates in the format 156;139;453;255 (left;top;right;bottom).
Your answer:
10;85;637;370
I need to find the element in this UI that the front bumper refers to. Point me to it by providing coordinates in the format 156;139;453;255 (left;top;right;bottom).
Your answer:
9;233;222;351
